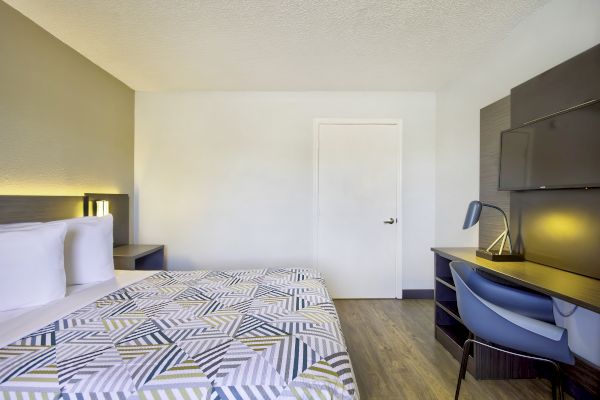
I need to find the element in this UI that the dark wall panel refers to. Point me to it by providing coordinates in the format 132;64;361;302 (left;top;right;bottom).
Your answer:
479;96;511;250
0;194;130;247
511;189;600;279
0;195;83;223
481;43;600;279
511;43;600;127
480;93;600;279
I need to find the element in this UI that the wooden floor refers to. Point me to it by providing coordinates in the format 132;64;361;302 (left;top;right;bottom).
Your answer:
335;299;569;400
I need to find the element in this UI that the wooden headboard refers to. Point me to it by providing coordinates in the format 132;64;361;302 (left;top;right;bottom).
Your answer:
0;195;84;223
0;194;129;246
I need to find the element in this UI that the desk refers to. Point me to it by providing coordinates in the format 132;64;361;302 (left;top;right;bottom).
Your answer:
431;247;599;398
433;247;600;313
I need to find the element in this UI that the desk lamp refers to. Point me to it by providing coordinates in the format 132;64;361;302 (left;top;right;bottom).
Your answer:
463;200;523;261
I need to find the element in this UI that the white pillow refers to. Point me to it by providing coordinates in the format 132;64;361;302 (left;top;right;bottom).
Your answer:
0;223;67;311
0;222;41;230
60;215;115;284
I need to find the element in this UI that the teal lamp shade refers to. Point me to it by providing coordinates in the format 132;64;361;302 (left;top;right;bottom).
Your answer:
463;200;483;229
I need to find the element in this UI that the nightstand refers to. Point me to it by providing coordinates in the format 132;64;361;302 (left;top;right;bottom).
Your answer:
113;244;164;271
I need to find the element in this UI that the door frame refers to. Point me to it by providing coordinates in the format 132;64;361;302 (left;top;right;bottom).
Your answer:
313;118;404;298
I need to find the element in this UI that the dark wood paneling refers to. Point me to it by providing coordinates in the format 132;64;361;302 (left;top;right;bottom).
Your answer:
511;189;600;280
475;340;538;380
563;357;600;400
479;96;511;250
0;194;130;247
501;44;600;280
511;43;600;127
84;193;129;246
0;195;83;223
480;94;600;280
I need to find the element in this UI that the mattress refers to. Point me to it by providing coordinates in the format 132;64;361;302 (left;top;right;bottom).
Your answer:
0;268;358;399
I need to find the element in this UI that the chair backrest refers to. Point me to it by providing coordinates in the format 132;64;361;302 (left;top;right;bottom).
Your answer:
450;261;574;364
459;267;554;323
450;262;505;340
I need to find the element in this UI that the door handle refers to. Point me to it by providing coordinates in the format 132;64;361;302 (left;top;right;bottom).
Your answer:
383;218;396;224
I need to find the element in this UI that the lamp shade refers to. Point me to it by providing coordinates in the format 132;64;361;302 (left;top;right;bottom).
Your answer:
463;200;482;229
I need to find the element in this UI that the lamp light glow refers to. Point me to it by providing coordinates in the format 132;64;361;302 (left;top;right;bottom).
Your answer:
96;200;109;217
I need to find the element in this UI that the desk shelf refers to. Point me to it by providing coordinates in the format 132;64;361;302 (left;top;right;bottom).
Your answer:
436;300;461;322
435;276;455;290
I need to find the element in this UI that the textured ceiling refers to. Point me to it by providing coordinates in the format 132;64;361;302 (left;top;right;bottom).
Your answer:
4;0;548;91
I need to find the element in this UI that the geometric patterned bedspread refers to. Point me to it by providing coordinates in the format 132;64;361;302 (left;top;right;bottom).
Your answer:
0;268;359;399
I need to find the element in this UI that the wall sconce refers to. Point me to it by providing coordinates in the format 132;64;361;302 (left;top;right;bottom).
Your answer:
83;193;128;246
95;200;109;217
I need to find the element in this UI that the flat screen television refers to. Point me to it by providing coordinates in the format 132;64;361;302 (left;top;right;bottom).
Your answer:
499;100;600;191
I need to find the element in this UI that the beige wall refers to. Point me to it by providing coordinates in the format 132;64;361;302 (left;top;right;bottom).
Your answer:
0;1;134;228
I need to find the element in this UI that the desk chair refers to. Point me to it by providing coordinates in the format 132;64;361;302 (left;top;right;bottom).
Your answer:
450;261;574;400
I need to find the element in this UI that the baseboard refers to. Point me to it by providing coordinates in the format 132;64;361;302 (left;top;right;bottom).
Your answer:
402;289;434;299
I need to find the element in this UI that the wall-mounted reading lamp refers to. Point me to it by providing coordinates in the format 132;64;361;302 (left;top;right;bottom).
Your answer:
83;193;129;246
95;200;110;217
463;200;523;261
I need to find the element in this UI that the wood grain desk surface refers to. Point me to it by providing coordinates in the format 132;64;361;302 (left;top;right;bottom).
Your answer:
432;247;600;313
113;244;164;259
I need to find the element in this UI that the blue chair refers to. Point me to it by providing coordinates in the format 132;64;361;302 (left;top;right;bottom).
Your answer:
450;261;574;400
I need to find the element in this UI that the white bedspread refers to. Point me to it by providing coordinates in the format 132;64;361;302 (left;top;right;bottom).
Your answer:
0;270;157;347
0;268;359;399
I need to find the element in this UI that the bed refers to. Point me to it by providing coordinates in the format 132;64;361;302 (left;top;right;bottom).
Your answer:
0;268;359;399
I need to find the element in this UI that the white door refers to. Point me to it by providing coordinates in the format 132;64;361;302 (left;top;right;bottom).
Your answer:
315;120;402;298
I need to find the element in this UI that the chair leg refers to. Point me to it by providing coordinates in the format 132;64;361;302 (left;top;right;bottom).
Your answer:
548;359;563;400
554;365;564;400
455;339;472;400
460;333;474;382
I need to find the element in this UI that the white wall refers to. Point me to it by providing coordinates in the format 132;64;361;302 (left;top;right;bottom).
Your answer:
135;91;436;290
435;0;600;247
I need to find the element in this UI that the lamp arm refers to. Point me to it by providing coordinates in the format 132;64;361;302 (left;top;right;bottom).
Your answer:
481;202;513;253
481;202;508;221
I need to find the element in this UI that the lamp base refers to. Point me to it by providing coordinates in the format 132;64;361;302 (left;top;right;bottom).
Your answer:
476;249;524;262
